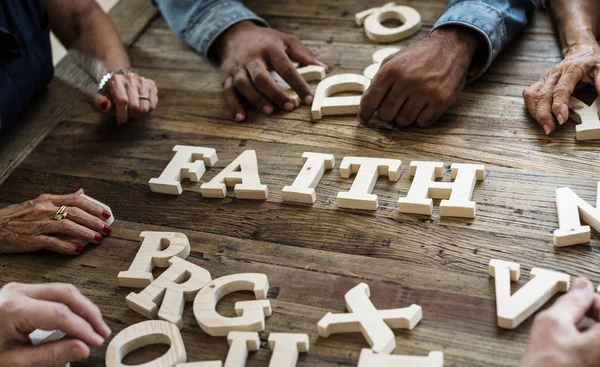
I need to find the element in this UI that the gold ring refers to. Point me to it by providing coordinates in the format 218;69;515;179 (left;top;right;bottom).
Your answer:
54;205;68;220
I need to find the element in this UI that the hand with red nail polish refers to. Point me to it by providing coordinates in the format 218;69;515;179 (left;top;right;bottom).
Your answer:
0;189;113;255
216;20;326;122
0;282;111;367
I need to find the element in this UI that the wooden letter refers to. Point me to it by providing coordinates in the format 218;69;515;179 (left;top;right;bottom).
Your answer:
363;47;400;79
282;152;335;204
118;232;191;288
272;65;327;107
553;182;600;247
176;332;259;367
398;162;485;218
149;146;218;195
200;150;268;200
268;333;309;367
569;96;600;140
106;320;186;367
311;74;371;120
356;2;421;43
317;283;422;354
126;257;212;329
194;273;272;336
489;259;570;329
357;349;444;367
336;157;402;210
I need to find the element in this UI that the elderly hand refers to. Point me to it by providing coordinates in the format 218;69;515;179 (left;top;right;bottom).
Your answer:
358;26;481;127
0;189;111;255
0;282;111;367
216;20;327;122
523;43;600;135
520;278;600;367
93;72;159;126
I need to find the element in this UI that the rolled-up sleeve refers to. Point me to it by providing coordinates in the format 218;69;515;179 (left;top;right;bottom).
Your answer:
432;0;536;80
152;0;268;59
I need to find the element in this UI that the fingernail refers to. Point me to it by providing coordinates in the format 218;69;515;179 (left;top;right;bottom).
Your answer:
543;125;552;135
75;246;84;254
102;210;111;219
304;95;314;105
262;105;273;115
235;113;245;122
94;233;103;242
284;101;295;111
573;278;589;290
103;224;112;234
100;100;109;111
557;113;565;125
91;333;104;345
359;118;368;125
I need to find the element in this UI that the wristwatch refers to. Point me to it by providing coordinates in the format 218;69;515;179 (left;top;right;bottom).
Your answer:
98;68;136;93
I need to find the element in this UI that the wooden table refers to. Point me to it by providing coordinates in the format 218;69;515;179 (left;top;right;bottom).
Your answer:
1;1;599;366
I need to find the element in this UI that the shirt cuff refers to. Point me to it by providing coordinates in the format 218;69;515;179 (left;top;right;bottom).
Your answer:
181;1;268;60
432;1;506;81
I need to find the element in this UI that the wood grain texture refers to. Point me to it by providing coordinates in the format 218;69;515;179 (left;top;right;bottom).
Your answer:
1;1;600;366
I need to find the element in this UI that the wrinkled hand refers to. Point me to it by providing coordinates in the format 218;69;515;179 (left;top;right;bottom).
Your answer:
216;20;327;122
520;278;600;367
523;44;600;135
358;27;481;127
0;282;111;367
0;189;112;255
93;72;159;126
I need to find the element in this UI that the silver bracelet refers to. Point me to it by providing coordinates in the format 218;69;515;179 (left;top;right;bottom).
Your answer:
98;68;136;93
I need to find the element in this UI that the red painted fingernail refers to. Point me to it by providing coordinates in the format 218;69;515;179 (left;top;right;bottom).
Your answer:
101;100;109;110
75;246;84;254
94;233;103;242
103;224;112;234
102;210;111;219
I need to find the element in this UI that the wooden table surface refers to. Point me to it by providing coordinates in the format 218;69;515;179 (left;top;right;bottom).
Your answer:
1;1;600;366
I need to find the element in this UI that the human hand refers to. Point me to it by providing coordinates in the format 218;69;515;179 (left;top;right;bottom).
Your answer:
523;44;600;135
519;278;600;367
0;282;111;367
216;20;327;122
358;26;481;127
93;72;159;126
0;189;112;255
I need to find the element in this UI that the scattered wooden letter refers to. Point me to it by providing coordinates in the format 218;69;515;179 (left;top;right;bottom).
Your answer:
311;74;371;120
194;273;272;336
357;349;444;367
337;157;402;210
149;146;218;195
568;96;600;140
126;257;212;329
222;332;261;367
272;65;327;107
282;152;335;204
355;2;421;43
200;150;268;200
268;333;310;367
106;320;187;367
117;232;191;288
317;283;422;354
553;182;600;247
489;259;570;329
363;47;400;79
398;162;485;218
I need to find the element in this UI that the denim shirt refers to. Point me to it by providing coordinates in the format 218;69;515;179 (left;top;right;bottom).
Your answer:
153;0;536;77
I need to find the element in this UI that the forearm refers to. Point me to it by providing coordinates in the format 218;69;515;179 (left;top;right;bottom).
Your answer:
549;0;600;56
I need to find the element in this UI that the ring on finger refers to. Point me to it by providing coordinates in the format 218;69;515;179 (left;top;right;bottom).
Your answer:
54;205;68;220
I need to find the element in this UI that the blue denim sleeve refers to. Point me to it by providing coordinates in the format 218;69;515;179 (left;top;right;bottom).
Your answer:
152;0;268;59
432;0;536;80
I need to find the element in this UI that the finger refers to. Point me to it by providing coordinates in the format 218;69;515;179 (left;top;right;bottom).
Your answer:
35;235;82;255
549;278;595;324
4;339;89;367
415;104;444;128
232;68;273;115
377;83;406;123
523;81;542;121
395;97;425;127
248;60;296;111
108;77;129;126
14;298;104;347
149;79;159;112
138;78;151;115
125;74;141;117
223;76;246;122
286;36;327;70
270;51;313;105
594;70;600;96
65;207;111;236
535;71;561;135
92;94;112;114
552;64;585;125
358;71;393;124
43;219;103;244
23;283;111;338
49;191;110;220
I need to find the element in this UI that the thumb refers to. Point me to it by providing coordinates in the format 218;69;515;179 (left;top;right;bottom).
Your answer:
92;94;113;114
5;339;90;367
549;278;595;324
286;37;328;71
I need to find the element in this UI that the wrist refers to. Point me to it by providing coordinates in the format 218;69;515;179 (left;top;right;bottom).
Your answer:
430;26;483;60
215;20;258;60
561;30;598;57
